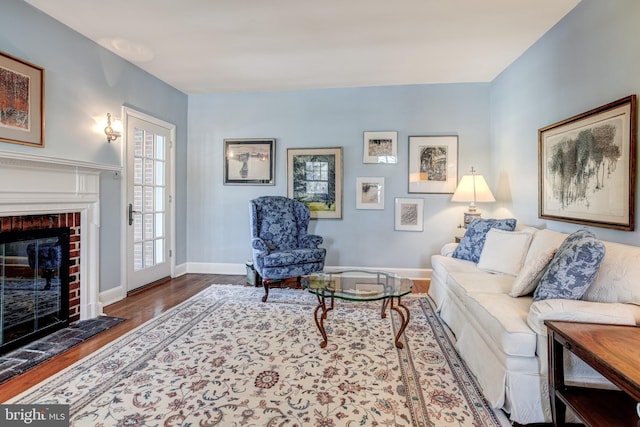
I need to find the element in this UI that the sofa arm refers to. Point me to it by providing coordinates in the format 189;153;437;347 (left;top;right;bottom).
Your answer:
527;299;639;336
300;234;323;248
441;242;459;257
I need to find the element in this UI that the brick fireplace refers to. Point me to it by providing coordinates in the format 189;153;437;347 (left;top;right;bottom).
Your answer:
0;151;117;322
1;213;81;323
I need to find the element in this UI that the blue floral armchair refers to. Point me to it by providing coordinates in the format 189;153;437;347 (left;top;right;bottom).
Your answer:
249;196;326;302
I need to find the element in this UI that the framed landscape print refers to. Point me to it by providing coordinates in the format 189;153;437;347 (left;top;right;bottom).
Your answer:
539;95;636;230
356;177;384;209
0;51;45;147
287;147;343;219
408;135;458;193
394;198;424;231
223;138;275;185
363;131;397;163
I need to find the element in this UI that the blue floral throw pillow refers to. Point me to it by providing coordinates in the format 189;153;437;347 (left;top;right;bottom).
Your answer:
533;229;605;301
452;218;517;263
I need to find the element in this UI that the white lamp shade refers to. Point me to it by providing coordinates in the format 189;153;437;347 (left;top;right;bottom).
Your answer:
451;175;496;203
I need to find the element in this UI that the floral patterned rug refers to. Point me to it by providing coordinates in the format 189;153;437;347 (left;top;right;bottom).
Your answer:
11;285;509;426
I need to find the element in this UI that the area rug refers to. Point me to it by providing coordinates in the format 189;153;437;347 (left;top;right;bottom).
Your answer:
10;285;509;426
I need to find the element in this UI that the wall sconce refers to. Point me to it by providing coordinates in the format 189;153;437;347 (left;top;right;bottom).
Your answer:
451;166;496;227
104;113;122;143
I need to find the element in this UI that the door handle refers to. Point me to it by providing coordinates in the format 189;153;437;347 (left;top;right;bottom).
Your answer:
128;203;141;226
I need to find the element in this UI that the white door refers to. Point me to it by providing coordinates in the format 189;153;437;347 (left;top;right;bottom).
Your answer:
125;111;174;291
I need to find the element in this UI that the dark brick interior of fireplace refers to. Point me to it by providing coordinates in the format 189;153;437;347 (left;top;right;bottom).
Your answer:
0;213;81;355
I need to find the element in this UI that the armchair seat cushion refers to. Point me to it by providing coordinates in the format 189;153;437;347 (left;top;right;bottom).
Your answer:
262;248;326;268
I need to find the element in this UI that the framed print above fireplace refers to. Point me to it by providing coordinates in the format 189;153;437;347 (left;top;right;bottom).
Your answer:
0;51;45;147
539;95;637;231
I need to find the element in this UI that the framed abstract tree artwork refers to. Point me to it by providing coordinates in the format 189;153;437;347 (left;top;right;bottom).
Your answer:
0;51;45;147
538;95;637;230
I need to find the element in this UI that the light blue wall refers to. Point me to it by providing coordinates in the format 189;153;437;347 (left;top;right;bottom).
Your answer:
0;1;189;290
490;0;640;245
188;84;491;272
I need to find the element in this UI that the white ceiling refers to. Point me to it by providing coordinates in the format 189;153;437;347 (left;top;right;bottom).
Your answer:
25;0;581;95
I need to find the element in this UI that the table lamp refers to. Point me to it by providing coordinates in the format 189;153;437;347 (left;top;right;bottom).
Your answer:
451;167;495;227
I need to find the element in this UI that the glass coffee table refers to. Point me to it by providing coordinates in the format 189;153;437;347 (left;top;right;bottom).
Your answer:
301;270;413;349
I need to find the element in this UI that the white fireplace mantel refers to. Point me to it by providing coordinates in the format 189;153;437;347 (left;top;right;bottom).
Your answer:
0;150;122;320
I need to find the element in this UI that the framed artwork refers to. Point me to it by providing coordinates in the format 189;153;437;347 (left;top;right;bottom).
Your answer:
363;131;397;163
395;198;424;231
539;95;636;230
223;138;275;185
287;147;343;219
408;135;458;193
356;177;384;210
0;51;45;147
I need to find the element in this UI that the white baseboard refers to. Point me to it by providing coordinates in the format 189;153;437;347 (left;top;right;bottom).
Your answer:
184;262;431;280
185;262;246;275
100;285;125;308
97;263;431;309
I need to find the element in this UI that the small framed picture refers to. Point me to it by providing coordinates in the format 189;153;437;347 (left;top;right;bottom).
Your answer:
395;198;424;231
0;51;45;147
356;177;384;209
223;138;275;185
408;135;458;193
363;131;397;164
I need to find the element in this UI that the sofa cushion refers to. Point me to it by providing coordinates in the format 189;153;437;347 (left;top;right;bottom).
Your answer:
522;228;567;267
478;228;533;276
510;247;557;297
457;291;537;357
447;271;515;299
533;229;605;301
452;218;517;263
527;299;640;336
582;240;640;305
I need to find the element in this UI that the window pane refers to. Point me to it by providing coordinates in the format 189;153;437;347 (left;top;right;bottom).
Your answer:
155;160;164;186
144;186;154;212
155;188;164;211
134;158;143;185
155;238;164;264
155;213;164;237
144;214;154;240
144;159;154;185
144;241;154;267
156;136;165;160
134;128;144;157
133;186;143;211
133;243;143;271
133;215;142;242
144;132;154;158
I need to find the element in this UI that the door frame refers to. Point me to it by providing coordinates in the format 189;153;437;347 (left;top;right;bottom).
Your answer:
120;106;176;293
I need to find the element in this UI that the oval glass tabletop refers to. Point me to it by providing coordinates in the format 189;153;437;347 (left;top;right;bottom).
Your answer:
301;269;413;302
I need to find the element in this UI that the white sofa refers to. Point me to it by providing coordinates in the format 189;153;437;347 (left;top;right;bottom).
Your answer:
429;226;640;424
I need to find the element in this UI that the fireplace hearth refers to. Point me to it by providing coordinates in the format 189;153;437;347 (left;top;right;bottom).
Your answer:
0;227;70;354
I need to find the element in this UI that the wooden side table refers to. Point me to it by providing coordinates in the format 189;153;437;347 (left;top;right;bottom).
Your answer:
545;320;640;426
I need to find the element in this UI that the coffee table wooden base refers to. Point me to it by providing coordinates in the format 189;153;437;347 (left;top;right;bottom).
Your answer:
313;295;410;349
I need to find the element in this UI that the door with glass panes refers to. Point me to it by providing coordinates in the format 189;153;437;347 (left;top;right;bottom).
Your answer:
126;114;172;291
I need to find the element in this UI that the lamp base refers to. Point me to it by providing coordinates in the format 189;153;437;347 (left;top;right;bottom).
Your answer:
463;211;481;228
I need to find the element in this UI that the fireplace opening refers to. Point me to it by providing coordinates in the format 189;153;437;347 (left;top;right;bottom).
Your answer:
0;227;70;354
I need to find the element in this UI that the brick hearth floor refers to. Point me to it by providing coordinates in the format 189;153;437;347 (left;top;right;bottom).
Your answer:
0;315;124;384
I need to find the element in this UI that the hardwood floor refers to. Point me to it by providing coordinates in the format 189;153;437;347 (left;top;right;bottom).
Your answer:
0;274;429;402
